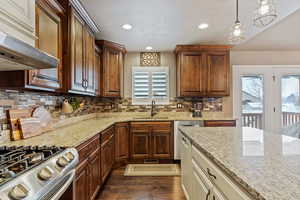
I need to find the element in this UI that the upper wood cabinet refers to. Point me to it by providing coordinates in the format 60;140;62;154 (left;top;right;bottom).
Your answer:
28;0;64;91
96;40;126;98
0;0;65;92
67;7;96;96
175;45;231;97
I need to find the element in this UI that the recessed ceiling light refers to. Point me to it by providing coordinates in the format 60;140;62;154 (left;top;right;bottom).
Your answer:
122;24;132;30
146;46;153;51
198;23;209;29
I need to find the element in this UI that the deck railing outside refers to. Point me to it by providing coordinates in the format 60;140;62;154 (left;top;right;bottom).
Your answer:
242;112;300;129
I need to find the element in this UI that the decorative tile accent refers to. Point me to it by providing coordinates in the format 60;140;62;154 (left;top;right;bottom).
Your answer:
140;52;161;66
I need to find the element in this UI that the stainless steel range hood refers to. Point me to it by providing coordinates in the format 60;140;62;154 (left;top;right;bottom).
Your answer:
0;31;59;71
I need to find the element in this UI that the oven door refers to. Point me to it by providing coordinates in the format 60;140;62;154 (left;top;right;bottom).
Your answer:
39;170;75;200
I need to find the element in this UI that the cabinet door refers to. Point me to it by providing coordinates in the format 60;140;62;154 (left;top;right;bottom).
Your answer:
151;131;172;159
213;188;228;200
70;10;85;93
74;160;89;200
192;159;213;200
130;130;151;160
178;52;206;97
84;28;96;94
28;1;63;90
180;133;192;199
103;48;121;97
89;148;101;200
101;135;114;182
206;52;230;96
95;50;101;95
115;123;129;161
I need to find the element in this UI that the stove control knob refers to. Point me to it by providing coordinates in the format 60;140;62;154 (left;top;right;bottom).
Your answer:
65;152;75;162
38;166;54;181
9;184;29;200
56;156;69;168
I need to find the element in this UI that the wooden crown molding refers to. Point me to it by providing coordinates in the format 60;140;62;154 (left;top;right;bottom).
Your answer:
96;40;126;53
69;0;100;34
174;45;233;53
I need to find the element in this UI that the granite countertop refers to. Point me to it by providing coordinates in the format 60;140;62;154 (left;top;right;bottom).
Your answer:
179;126;300;200
0;112;234;147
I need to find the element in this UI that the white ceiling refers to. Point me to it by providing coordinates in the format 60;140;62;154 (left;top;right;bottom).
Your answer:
234;9;300;51
81;0;300;52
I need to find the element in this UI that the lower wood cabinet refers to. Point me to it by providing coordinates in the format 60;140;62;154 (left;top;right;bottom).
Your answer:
74;159;89;200
130;121;173;160
204;120;236;127
100;126;115;183
115;122;129;162
89;148;101;200
75;134;101;200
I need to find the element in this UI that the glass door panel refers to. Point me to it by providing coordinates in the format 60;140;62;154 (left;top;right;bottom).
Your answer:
281;75;300;128
241;76;264;129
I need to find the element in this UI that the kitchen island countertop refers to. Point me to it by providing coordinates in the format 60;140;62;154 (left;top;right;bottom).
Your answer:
179;126;300;200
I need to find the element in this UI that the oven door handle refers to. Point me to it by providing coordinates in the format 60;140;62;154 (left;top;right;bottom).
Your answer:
50;170;75;200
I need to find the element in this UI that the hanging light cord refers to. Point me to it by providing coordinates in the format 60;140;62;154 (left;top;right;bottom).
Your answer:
236;0;240;23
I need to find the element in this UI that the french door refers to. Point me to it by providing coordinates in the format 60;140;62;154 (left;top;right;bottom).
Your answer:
233;65;300;132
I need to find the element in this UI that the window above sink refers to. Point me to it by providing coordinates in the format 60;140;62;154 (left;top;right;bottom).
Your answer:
132;66;170;105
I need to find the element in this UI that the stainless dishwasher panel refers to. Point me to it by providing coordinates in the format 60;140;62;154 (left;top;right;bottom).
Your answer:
174;120;203;160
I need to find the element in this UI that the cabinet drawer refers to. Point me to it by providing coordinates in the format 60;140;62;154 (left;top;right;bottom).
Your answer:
101;125;114;145
204;120;236;127
192;145;251;200
76;134;100;163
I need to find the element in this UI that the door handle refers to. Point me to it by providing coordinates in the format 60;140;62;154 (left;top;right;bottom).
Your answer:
206;189;211;200
207;168;217;179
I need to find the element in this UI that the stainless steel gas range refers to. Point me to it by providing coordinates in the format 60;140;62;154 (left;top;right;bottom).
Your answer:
0;146;78;200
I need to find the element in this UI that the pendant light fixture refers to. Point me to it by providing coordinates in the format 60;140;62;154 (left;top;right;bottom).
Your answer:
253;0;277;27
228;0;245;44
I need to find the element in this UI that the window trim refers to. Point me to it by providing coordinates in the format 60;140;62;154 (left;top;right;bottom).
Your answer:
132;66;170;105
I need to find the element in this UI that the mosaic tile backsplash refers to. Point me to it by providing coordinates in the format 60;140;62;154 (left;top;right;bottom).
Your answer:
0;89;223;142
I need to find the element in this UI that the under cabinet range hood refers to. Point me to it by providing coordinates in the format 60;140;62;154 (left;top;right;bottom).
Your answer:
0;31;59;71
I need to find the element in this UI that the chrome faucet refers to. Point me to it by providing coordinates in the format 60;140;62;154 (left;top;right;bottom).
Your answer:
151;100;156;117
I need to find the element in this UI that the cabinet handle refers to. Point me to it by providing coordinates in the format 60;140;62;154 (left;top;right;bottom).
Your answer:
207;168;217;179
206;189;211;200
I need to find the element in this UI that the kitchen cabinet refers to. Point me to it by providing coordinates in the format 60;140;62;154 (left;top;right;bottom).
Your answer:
177;52;206;96
0;0;65;92
130;122;173;161
0;0;35;45
204;120;236;127
89;147;101;200
67;7;96;96
101;126;115;183
183;142;252;200
175;45;231;97
192;159;213;200
74;160;89;200
95;47;101;95
75;134;101;200
28;0;64;91
96;40;126;97
115;122;129;163
180;132;192;200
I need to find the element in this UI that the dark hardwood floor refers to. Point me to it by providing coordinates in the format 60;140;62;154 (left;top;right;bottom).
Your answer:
96;168;186;200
